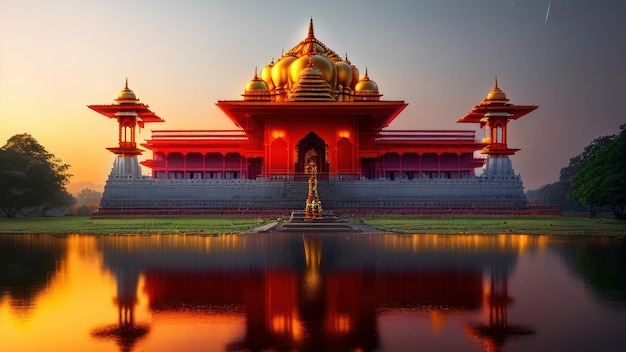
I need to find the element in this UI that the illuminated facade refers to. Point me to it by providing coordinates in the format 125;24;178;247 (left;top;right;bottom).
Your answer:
89;20;538;214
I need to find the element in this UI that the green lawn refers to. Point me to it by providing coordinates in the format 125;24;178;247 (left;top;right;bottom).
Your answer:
0;216;270;235
351;215;626;236
1;215;625;236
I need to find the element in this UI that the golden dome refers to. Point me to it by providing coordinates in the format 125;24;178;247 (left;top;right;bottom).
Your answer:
115;78;138;103
243;69;271;101
253;19;382;100
245;69;269;92
289;53;336;89
261;60;274;90
350;64;360;89
355;68;379;93
289;58;334;102
271;54;297;89
270;19;342;94
486;78;508;102
335;60;353;88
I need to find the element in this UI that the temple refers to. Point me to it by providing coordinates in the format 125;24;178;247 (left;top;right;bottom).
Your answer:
89;20;540;215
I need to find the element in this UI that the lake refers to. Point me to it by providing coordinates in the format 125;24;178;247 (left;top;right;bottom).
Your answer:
1;233;625;351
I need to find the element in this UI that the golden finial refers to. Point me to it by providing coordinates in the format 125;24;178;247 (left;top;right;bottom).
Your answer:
124;77;129;89
486;75;508;101
364;67;369;79
254;66;259;78
307;17;314;38
344;52;351;65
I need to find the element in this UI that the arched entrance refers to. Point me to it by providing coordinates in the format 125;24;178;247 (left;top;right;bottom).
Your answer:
295;132;329;180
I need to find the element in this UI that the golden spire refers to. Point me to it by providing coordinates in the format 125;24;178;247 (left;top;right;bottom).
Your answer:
307;17;314;39
306;39;318;55
116;77;138;102
486;76;508;101
244;67;270;101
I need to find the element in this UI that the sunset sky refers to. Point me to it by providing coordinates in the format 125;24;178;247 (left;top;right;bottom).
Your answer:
1;0;624;192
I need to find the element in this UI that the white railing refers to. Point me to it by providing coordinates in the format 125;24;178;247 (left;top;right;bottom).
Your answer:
149;130;248;141
375;130;477;142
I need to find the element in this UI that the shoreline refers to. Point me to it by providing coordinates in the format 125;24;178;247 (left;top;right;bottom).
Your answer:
1;215;625;237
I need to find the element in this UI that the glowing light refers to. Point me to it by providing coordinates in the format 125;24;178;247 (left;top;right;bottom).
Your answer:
334;314;352;333
272;130;285;139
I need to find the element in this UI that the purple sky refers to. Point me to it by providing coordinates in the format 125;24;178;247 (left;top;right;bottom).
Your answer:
1;0;624;191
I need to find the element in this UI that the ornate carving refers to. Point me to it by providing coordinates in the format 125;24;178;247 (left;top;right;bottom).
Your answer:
304;157;322;219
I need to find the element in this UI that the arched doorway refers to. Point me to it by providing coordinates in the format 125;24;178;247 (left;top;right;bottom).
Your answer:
295;132;329;179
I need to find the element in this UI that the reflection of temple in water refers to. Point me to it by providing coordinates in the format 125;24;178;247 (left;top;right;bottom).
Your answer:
0;235;66;318
93;233;538;351
464;261;534;352
91;266;150;352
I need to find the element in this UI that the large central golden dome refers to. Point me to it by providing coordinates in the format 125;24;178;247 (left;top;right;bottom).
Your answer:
252;19;380;102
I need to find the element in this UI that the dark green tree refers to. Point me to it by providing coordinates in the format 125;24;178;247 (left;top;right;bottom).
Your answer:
528;134;615;211
0;134;75;218
573;128;626;219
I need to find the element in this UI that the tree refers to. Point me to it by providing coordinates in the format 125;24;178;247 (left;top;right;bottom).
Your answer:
0;134;75;218
529;134;615;211
75;188;102;206
74;188;102;216
573;129;626;219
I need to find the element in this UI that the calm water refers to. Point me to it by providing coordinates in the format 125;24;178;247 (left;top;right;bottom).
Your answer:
1;233;625;352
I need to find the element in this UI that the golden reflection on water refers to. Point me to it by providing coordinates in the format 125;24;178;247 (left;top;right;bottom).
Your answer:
0;236;118;351
381;233;548;255
0;233;623;352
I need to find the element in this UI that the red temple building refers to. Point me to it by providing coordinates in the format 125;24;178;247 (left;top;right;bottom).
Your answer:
89;20;538;215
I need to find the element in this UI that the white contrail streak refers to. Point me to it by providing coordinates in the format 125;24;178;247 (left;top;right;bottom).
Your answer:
545;0;551;24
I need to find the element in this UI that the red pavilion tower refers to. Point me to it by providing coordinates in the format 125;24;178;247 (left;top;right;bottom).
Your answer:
88;79;164;177
458;78;538;177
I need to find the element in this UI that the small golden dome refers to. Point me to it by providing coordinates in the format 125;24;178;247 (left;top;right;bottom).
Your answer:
243;69;271;101
335;61;353;88
116;78;138;103
245;69;269;92
486;78;508;101
355;68;379;93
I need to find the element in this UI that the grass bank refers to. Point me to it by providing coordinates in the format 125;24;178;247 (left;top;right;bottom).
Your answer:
0;216;270;235
0;215;624;236
352;215;626;236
